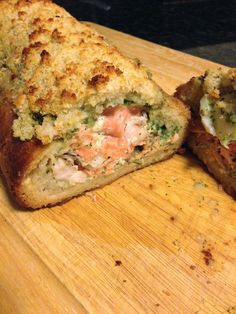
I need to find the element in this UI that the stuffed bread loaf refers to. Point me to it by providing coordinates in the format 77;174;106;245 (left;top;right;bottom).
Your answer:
175;68;236;198
0;0;190;208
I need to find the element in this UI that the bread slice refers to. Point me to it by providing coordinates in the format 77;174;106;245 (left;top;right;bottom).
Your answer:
175;68;236;198
0;0;190;208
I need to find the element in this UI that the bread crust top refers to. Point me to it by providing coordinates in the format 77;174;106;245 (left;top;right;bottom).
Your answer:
0;0;163;115
0;0;189;146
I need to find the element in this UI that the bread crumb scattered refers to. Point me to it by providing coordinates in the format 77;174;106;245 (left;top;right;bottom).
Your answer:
227;306;236;314
162;290;171;296
194;181;208;189
190;265;196;270
85;192;97;201
201;249;214;266
115;260;122;266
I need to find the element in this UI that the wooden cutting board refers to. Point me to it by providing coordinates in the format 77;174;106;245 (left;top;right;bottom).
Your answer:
0;23;236;314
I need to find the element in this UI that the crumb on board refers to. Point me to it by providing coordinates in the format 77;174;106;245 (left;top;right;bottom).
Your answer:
149;183;154;190
172;239;179;246
162;290;171;297
231;206;236;212
190;265;196;270
227;306;236;314
170;216;175;222
115;260;122;267
85;191;97;201
210;207;220;221
194;181;208;189
195;233;206;245
201;249;214;266
172;239;181;250
208;199;219;208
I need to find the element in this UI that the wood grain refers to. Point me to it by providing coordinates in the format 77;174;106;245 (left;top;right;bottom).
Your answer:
0;23;236;314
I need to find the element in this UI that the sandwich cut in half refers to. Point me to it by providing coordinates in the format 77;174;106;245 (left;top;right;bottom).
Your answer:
175;68;236;198
0;0;190;209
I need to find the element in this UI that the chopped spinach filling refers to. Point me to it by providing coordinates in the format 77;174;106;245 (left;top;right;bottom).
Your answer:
124;99;135;106
82;107;97;127
30;101;179;144
148;107;180;141
200;92;236;147
230;114;236;124
82;116;96;128
149;120;179;141
65;128;78;139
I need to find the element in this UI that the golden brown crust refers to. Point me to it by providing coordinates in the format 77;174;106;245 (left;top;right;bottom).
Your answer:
1;0;179;145
0;0;162;116
0;0;190;209
175;77;204;112
168;94;191;122
188;123;236;199
175;68;236;199
0;98;43;205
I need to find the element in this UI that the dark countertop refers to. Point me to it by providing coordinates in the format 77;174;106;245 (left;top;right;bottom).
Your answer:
55;0;236;67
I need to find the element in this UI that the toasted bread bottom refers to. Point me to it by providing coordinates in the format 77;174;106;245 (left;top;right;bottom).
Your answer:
16;136;184;209
188;126;236;199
